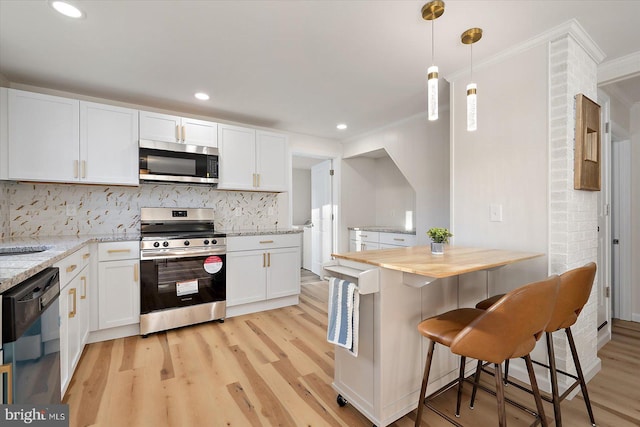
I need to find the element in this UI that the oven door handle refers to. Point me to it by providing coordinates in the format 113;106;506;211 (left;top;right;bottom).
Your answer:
140;248;226;260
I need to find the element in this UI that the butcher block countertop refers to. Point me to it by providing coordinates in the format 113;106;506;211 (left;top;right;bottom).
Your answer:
331;245;544;278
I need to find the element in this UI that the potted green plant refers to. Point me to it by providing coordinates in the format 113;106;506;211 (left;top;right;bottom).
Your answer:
427;227;453;254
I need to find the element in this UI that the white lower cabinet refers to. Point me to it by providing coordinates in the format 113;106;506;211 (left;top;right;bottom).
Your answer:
349;230;416;251
226;234;301;317
56;246;92;396
97;242;140;329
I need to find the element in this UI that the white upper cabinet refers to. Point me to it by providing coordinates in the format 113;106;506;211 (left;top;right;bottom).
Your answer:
256;130;289;192
80;101;138;185
8;89;80;182
139;110;217;148
8;89;139;185
218;124;257;190
218;124;289;192
0;88;8;180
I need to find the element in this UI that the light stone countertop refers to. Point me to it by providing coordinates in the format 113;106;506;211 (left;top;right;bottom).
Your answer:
348;226;416;235
0;234;139;293
0;229;302;292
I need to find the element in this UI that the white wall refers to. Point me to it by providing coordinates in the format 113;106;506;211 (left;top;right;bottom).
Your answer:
631;103;640;321
374;156;416;228
292;168;311;225
343;111;450;250
450;44;549;290
341;157;377;248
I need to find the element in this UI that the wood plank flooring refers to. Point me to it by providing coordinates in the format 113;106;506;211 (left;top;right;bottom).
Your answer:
64;282;640;427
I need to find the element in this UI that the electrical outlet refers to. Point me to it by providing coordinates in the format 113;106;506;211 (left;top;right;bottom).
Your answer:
66;204;77;216
490;204;503;222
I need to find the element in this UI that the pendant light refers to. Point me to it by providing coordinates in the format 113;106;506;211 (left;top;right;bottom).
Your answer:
461;28;482;131
422;1;445;121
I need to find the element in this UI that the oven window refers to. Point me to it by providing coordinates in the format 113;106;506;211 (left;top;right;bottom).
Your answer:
140;255;226;314
147;155;196;175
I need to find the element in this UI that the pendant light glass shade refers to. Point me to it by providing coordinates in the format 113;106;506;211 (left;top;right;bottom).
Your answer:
466;83;477;131
428;65;439;121
422;1;445;122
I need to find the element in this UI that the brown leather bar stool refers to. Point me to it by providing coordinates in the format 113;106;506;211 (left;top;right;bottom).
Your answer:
472;263;597;427
415;275;560;427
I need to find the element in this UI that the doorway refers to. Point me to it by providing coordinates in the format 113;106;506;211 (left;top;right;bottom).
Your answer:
292;155;336;278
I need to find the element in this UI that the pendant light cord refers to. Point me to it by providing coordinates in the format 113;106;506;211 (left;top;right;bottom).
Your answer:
431;20;435;65
470;42;473;81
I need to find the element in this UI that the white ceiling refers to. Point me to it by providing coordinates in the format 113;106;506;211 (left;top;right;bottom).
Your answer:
1;1;639;140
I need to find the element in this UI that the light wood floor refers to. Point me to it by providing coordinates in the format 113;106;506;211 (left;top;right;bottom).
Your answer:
64;282;640;427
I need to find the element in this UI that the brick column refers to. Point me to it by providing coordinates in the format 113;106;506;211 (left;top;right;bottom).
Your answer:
548;35;600;390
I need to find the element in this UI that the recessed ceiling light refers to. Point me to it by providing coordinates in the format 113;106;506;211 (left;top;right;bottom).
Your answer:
336;123;348;130
50;1;84;18
194;92;210;101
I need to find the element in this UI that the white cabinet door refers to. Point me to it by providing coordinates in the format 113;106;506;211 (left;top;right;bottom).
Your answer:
139;111;181;143
256;130;288;191
60;273;82;395
0;88;8;180
218;124;256;190
362;242;380;251
8;89;79;182
266;247;300;299
78;269;90;349
98;259;140;329
227;250;266;306
59;284;70;395
182;117;217;147
80;101;139;185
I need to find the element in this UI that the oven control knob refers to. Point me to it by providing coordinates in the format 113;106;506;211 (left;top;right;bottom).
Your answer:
184;241;190;246
163;241;169;247
203;240;210;245
153;242;160;248
212;239;217;245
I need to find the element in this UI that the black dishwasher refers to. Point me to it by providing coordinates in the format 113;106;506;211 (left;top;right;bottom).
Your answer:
2;267;61;404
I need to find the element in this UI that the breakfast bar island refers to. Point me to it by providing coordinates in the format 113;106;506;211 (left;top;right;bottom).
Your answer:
323;246;543;427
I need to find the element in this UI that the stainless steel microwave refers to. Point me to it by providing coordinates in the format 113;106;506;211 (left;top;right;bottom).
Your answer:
139;140;219;185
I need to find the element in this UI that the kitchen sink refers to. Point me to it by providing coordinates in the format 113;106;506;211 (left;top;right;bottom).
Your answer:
0;246;51;256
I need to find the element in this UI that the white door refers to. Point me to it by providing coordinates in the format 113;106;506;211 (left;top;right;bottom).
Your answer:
218;124;256;190
226;250;266;306
80;101;139;185
8;89;79;182
311;160;333;275
98;260;140;329
256;130;289;191
181;117;217;147
612;140;632;320
596;90;612;346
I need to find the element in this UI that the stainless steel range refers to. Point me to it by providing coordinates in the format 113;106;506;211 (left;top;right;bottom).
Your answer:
139;207;226;336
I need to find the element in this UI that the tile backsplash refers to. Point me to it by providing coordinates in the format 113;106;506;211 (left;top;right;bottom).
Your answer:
3;182;280;237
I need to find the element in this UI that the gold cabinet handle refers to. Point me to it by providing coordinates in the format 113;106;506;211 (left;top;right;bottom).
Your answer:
175;124;180;142
393;238;405;242
361;234;368;238
66;264;77;273
81;160;86;178
73;160;79;178
69;288;77;318
182;125;186;142
267;252;271;267
262;252;266;268
80;276;87;300
108;248;131;254
0;363;13;404
83;252;91;260
257;173;260;187
133;263;139;282
259;240;274;244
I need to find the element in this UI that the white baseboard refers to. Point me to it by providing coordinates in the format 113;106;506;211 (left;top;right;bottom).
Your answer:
226;295;299;318
632;313;640;323
88;324;140;343
597;326;611;350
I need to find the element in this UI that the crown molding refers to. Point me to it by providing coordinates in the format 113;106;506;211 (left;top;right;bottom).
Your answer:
446;19;605;82
598;50;640;85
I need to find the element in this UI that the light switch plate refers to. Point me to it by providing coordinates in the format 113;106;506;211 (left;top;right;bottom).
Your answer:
490;204;503;222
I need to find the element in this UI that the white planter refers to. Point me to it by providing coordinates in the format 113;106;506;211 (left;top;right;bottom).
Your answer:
431;242;444;255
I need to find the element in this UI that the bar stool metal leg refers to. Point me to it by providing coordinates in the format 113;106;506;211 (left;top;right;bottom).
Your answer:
494;363;507;427
566;328;597;426
415;341;436;427
470;359;483;409
456;356;467;417
524;354;548;427
546;332;562;427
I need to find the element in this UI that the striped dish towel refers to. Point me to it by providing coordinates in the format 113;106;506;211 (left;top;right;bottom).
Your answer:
327;277;360;356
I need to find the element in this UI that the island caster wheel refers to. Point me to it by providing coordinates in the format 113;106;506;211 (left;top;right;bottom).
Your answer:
218;318;225;323
337;394;348;407
141;334;149;339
